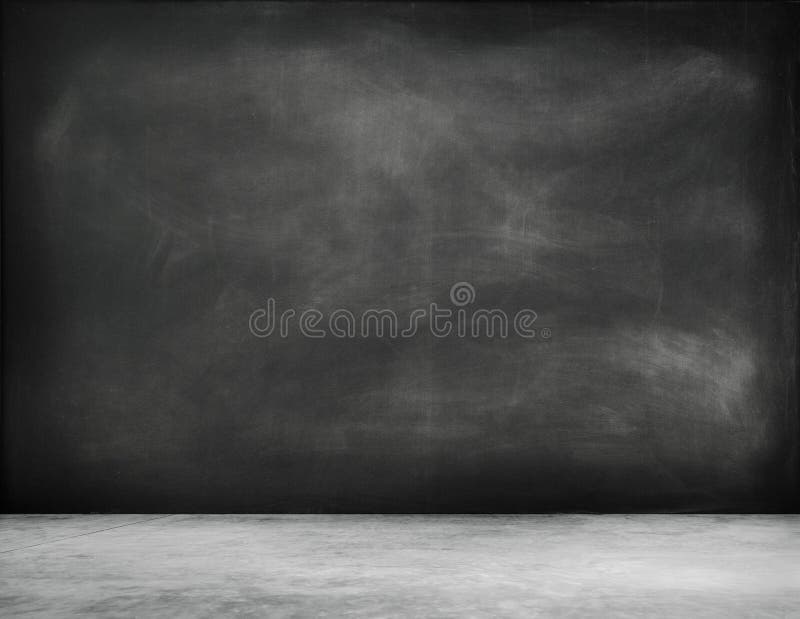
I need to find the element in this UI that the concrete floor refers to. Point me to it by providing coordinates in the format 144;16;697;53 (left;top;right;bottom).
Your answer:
0;515;798;617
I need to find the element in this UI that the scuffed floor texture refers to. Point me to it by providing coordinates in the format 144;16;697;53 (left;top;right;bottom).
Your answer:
1;515;799;617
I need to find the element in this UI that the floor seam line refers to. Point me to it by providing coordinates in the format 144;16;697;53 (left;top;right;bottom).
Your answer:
0;515;176;554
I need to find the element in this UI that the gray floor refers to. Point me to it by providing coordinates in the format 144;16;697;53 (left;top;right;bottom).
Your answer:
1;515;799;617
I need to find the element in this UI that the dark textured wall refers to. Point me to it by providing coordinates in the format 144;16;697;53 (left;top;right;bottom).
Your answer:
2;3;798;512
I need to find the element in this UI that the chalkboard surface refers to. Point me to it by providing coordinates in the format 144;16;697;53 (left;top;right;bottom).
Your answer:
2;3;797;512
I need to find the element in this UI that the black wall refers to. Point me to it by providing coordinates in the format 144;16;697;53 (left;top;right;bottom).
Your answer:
2;2;798;512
